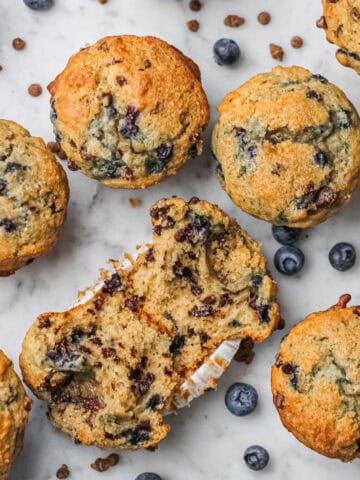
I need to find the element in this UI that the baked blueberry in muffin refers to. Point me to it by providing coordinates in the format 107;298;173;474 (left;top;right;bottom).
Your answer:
0;120;69;276
318;0;360;75
272;294;360;461
48;36;210;189
211;66;360;228
20;198;279;451
0;350;31;480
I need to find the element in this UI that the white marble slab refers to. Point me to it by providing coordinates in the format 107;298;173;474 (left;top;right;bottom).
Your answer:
1;0;360;478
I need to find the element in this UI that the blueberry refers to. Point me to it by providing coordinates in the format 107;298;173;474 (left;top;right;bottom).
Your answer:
23;0;53;10
214;39;240;66
244;445;269;471
272;225;302;245
329;242;356;271
274;246;305;276
225;382;258;416
135;474;162;480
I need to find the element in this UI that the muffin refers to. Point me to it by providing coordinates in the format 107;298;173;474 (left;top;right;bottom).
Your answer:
272;294;360;461
318;0;360;75
0;350;31;479
48;35;210;189
20;197;279;451
211;66;360;228
0;120;69;276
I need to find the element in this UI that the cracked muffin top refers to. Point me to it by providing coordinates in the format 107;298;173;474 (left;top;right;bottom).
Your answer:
0;120;69;276
20;197;279;452
0;350;31;480
48;35;210;189
211;66;360;228
271;295;360;461
319;0;360;75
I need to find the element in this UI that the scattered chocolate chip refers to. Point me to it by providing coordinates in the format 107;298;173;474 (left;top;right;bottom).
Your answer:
12;38;26;50
258;11;271;25
189;0;201;11
145;247;155;262
0;218;17;233
316;16;327;29
224;15;245;27
219;293;233;307
56;464;70;479
307;90;323;101
191;285;203;296
47;141;61;154
91;453;119;472
28;83;42;97
269;43;284;61
116;75;126;86
124;295;144;312
281;362;296;375
291;36;303;48
187;19;200;32
202;295;216;305
98;0;108;4
234;338;255;364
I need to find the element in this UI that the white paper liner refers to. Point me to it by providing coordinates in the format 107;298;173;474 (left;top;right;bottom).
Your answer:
74;250;239;410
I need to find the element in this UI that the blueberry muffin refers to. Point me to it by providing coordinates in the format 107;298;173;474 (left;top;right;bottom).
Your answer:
48;36;210;189
130;197;280;378
0;120;69;276
319;0;360;75
211;66;360;228
0;350;31;479
271;294;360;461
20;197;279;451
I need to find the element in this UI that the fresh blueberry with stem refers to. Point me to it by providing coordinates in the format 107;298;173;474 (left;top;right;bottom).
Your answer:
244;445;269;471
214;39;241;65
23;0;53;10
135;474;162;480
272;225;302;245
274;246;305;275
329;242;356;271
225;382;258;416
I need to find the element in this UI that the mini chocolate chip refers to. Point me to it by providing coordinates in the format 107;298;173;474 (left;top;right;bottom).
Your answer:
91;453;119;472
116;76;127;86
281;362;296;375
314;150;332;167
12;38;26;50
0;179;8;196
187;19;200;32
234;338;255;364
191;285;203;296
315;187;337;208
291;36;303;48
102;273;122;294
189;0;201;11
274;393;285;408
56;464;70;479
0;218;17;233
270;43;284;61
28;83;42;97
316;16;327;28
219;293;233;307
189;305;214;317
169;335;186;356
307;90;322;101
258;11;271;25
224;15;245;27
39;317;51;329
124;295;144;312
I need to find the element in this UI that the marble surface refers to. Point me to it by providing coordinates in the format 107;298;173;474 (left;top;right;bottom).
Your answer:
1;0;360;478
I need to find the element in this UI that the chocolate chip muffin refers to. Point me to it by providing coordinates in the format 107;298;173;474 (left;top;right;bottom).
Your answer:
20;197;279;451
0;350;31;480
48;36;210;189
0;120;69;276
319;0;360;75
211;66;360;228
271;294;360;461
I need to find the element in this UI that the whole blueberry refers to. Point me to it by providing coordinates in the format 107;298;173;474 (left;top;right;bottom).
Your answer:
225;382;258;416
23;0;53;10
274;246;305;276
135;474;162;480
272;225;302;245
329;242;356;271
214;39;241;66
244;445;269;471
